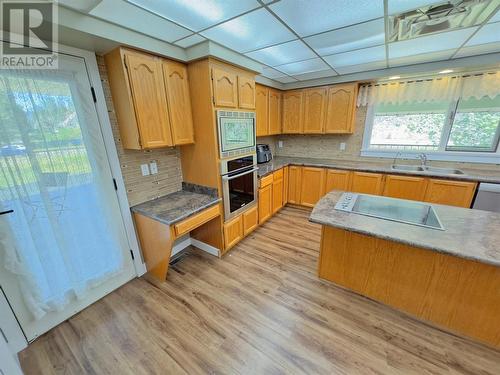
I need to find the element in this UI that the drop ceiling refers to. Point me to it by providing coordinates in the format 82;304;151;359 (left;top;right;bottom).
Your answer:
61;0;500;84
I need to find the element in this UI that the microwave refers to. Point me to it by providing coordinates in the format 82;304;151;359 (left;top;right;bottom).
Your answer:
217;110;256;158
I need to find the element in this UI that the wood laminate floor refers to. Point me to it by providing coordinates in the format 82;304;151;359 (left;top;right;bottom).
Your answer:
20;206;500;374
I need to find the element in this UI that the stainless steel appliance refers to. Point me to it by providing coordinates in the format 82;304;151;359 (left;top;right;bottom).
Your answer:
221;154;258;220
256;144;272;164
217;110;256;158
472;183;500;212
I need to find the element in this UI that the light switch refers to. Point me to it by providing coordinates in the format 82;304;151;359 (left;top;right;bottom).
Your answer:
150;161;158;175
140;163;150;176
340;142;346;151
278;140;283;148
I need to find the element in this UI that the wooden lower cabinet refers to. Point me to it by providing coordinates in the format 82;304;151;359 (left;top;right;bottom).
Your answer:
223;215;243;250
283;167;289;203
243;205;258;235
424;179;477;208
300;167;326;207
258;184;273;224
324;169;351;193
350;172;384;195
383;175;428;201
272;175;284;213
287;166;302;204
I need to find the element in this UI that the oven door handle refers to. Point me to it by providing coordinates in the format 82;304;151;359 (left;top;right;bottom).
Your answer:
222;167;258;181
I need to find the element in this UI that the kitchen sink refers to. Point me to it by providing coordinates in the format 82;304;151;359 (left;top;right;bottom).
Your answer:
423;166;465;175
391;164;464;175
391;164;425;172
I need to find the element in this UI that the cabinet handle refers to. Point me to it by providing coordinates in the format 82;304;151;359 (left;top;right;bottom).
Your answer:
0;210;13;216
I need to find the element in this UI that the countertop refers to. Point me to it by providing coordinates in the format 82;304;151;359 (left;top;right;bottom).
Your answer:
257;156;500;183
131;183;221;226
310;190;500;267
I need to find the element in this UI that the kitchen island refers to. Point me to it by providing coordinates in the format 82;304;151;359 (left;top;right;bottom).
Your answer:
310;191;500;349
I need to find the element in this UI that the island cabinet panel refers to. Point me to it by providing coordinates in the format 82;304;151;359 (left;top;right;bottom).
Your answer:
300;167;326;207
258;184;273;224
318;226;500;348
124;52;173;148
272;172;284;213
238;75;256;109
268;89;282;135
383;175;428;201
303;88;327;134
223;215;243;250
350;172;384;195
282;91;304;134
162;60;194;145
324;83;358;134
287;166;302;204
243;205;259;235
324;169;351;193
212;67;238;108
255;84;269;136
424;179;477;208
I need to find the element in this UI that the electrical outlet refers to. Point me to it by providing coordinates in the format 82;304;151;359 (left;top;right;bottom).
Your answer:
140;164;150;176
278;140;283;148
340;142;346;151
149;161;158;175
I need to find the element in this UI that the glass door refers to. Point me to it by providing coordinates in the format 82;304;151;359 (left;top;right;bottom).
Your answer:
0;52;136;341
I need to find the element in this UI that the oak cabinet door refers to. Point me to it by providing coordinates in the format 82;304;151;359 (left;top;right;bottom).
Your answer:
224;215;243;250
283;166;289;203
212;67;238;108
383;175;428;201
325;169;351;193
282;91;303;134
272;176;284;213
324;83;357;134
350;172;384;195
424;179;477;208
238;75;256;109
300;167;326;207
303;88;327;134
243;205;259;236
125;52;173;148
162;60;194;145
256;84;269;136
258;184;273;224
268;89;282;135
287;166;302;204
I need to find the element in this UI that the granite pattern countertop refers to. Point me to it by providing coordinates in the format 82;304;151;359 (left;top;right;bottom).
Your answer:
310;190;500;267
131;182;221;226
257;156;500;183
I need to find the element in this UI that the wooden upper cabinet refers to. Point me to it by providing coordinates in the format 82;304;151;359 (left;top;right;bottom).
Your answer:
424;179;477;208
282;91;303;134
300;167;326;207
212;67;238;108
124;52;173;148
325;169;351;193
303;88;327;134
383;175;428;201
324;83;358;134
255;84;269;137
238;75;256;109
162;61;194;145
268;89;282;135
350;172;384;195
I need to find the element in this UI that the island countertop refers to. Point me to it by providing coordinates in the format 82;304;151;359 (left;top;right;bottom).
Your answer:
309;190;500;267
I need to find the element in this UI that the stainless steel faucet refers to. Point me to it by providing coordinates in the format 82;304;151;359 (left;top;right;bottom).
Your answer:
418;153;428;167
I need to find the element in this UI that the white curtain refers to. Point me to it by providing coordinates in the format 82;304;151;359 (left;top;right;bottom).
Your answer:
0;62;125;320
357;71;500;106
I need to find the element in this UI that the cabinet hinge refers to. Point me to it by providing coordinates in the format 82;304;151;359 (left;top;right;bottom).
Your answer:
90;87;97;103
112;178;118;191
130;249;135;260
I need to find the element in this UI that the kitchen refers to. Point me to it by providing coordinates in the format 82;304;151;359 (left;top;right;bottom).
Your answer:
1;1;500;374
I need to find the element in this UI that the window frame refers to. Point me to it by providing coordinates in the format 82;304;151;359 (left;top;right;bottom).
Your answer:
361;100;500;164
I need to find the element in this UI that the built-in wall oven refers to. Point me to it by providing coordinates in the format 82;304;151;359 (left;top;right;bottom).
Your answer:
221;154;258;220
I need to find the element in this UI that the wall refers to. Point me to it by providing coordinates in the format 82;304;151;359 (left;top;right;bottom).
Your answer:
97;55;183;207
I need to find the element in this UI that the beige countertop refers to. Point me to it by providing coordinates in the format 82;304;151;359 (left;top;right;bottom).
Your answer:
257;156;500;183
309;190;500;267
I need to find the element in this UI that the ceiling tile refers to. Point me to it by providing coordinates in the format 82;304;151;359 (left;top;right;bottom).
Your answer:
335;61;387;75
454;42;500;58
260;67;287;79
323;45;386;68
90;0;191;42
175;34;206;48
465;22;500;46
388;1;442;15
275;58;330;75
201;8;295;52
304;18;385;56
389;27;477;59
269;0;384;36
245;40;316;66
389;50;455;67
488;9;500;23
292;69;337;81
128;0;260;31
274;76;299;83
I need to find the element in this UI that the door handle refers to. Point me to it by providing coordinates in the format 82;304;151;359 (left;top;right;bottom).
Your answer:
0;210;13;216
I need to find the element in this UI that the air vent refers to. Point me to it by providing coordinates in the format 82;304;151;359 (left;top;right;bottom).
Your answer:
388;0;498;42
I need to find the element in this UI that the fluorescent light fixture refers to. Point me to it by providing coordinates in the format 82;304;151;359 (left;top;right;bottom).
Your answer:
389;75;401;80
439;69;454;74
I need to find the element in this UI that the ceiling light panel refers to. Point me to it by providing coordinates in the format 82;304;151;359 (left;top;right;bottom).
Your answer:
128;0;260;31
90;0;191;42
335;61;387;75
246;40;316;66
269;0;384;36
275;58;330;75
488;9;500;23
388;1;443;15
454;42;500;58
260;67;288;79
292;69;337;81
175;34;206;48
274;76;299;83
388;27;477;58
389;49;455;67
323;45;386;68
201;8;295;52
465;22;500;46
304;18;385;56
